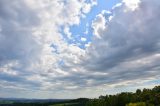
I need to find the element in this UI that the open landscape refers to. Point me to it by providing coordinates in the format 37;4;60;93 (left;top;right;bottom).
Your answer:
0;85;160;106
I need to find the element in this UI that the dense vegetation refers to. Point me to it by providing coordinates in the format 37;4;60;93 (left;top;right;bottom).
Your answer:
1;85;160;106
86;85;160;106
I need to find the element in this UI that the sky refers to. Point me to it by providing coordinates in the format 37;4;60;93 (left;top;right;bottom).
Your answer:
0;0;160;99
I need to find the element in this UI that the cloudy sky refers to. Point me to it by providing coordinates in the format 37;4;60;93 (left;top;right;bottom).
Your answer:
0;0;160;99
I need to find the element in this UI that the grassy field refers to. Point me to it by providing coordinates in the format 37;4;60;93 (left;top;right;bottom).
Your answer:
0;101;14;104
50;102;79;106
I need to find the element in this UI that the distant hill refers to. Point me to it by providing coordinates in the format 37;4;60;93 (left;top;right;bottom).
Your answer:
0;98;88;106
1;85;160;106
0;98;70;103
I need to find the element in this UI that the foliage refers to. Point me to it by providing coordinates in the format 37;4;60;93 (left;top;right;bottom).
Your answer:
86;85;160;106
126;102;155;106
126;102;146;106
1;86;160;106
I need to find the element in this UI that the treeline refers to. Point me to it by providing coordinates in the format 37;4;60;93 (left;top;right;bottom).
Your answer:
1;85;160;106
86;85;160;106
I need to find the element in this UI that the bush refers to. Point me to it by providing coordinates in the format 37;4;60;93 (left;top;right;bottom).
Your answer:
126;102;154;106
126;102;146;106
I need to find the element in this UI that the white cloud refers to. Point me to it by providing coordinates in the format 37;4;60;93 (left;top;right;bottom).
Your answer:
82;3;92;14
92;13;106;39
64;26;72;39
1;0;160;99
123;0;141;11
85;42;91;48
81;0;160;92
0;0;96;98
81;37;87;42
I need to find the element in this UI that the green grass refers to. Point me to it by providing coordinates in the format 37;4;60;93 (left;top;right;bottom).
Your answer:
50;104;64;106
0;100;14;104
126;102;146;106
126;102;154;106
50;102;79;106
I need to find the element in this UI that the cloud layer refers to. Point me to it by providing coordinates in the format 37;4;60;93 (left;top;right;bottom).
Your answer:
84;0;160;88
0;0;160;98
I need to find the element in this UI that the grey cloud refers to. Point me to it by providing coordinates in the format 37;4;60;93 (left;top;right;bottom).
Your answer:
0;0;48;93
1;0;160;99
0;0;98;98
0;0;41;66
0;73;42;90
79;0;160;87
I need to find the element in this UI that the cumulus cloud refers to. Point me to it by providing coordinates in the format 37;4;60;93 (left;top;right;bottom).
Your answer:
0;0;96;98
92;12;106;39
123;0;141;11
1;0;160;99
64;26;72;39
84;0;160;88
81;37;87;42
